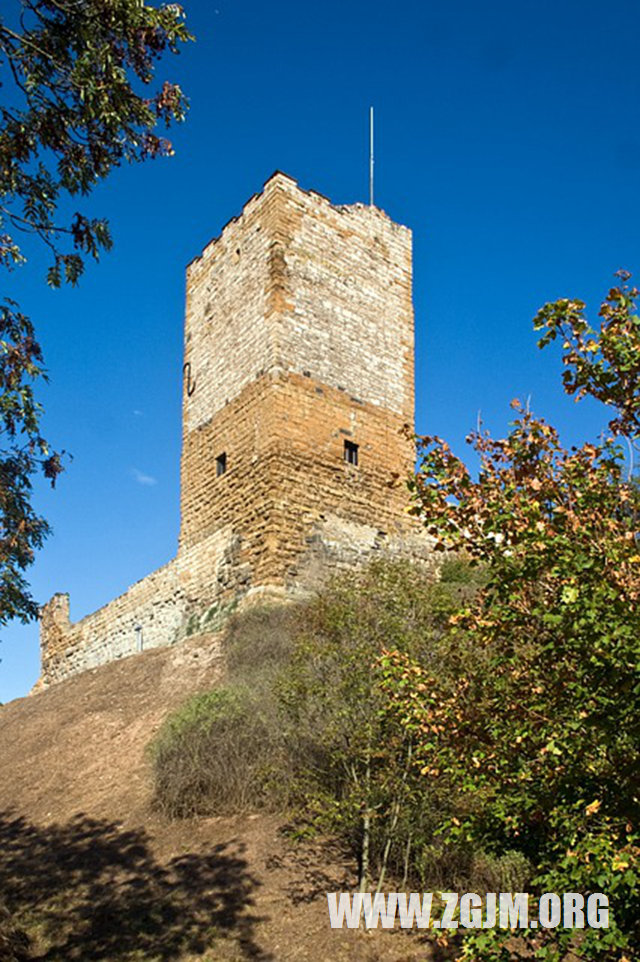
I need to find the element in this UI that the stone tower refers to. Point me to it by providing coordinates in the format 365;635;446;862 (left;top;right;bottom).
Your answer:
38;173;428;686
179;170;418;595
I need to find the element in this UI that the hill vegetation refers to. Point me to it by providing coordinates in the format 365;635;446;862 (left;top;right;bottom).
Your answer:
149;276;640;961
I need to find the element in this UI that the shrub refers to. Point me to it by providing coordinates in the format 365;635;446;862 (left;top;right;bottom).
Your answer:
149;604;303;818
149;685;286;818
277;558;484;891
150;562;491;900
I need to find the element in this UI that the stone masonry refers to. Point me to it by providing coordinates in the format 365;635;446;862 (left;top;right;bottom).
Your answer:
38;172;433;687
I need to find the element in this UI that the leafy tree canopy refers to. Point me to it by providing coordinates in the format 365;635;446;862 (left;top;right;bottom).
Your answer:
396;275;640;960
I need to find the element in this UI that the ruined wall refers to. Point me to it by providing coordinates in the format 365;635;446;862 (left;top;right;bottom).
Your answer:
39;527;250;686
39;172;432;689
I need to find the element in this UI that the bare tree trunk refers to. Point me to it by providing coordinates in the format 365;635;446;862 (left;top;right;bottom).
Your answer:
358;749;371;895
401;832;412;890
375;741;413;897
356;749;373;930
375;797;399;896
359;806;371;893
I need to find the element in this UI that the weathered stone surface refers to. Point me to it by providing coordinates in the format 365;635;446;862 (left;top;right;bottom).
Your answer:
38;172;434;687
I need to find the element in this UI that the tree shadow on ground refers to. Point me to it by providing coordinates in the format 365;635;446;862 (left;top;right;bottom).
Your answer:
266;828;352;907
0;811;271;961
267;828;459;961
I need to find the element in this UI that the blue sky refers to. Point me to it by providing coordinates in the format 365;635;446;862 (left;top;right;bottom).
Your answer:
1;0;638;702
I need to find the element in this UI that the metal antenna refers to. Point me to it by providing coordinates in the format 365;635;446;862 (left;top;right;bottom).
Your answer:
369;106;375;206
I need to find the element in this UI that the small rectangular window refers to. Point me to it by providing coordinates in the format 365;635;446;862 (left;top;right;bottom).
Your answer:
216;452;227;477
344;440;359;466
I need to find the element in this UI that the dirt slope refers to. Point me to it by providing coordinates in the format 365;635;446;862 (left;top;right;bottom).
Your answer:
0;633;225;825
0;636;437;962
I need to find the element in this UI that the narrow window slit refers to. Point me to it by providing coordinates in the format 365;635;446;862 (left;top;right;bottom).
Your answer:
344;440;359;466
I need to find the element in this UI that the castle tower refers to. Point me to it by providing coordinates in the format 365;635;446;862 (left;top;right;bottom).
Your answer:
38;173;428;686
179;171;418;599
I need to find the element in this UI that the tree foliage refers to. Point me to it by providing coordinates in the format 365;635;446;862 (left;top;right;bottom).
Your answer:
0;0;191;623
391;275;640;960
278;560;486;894
534;270;640;441
0;300;60;625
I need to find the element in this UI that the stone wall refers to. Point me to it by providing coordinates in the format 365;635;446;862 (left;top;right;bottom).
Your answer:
180;172;416;552
276;183;414;421
39;528;247;686
183;184;274;433
179;366;428;584
40;496;432;687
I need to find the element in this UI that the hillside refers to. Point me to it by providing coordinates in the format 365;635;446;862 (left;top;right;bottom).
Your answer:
0;634;435;962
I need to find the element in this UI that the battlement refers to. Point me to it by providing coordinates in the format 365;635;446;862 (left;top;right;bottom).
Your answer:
187;171;407;270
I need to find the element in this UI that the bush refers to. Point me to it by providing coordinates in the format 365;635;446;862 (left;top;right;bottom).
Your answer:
277;558;485;890
149;603;303;818
411;843;532;894
149;563;491;899
224;604;299;688
149;685;286;817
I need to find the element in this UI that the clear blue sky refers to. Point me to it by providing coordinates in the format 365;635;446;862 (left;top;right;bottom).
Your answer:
1;0;638;702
